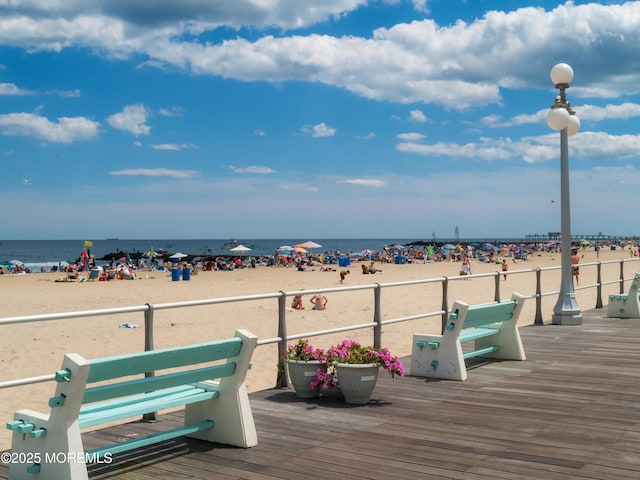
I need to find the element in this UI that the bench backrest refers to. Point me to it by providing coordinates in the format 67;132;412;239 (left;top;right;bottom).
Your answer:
460;300;516;329
628;272;640;295
446;293;525;337
49;329;256;421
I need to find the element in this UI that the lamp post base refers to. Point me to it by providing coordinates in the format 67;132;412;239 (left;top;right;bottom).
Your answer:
552;293;582;325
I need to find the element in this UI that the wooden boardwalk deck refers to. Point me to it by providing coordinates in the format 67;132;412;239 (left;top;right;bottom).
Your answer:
3;307;640;479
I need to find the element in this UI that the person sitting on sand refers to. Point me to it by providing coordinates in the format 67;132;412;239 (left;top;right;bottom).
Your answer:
291;294;305;310
369;261;382;274
309;294;328;310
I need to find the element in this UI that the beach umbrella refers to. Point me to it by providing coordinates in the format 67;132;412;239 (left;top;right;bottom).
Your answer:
169;252;188;260
296;240;322;249
443;244;456;250
9;259;24;265
292;246;307;253
277;245;293;252
230;244;252;252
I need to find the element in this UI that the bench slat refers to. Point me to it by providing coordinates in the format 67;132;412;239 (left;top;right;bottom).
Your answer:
82;363;235;404
79;384;198;416
463;345;500;360
459;327;500;343
87;338;243;383
462;301;515;329
79;389;219;429
85;420;214;460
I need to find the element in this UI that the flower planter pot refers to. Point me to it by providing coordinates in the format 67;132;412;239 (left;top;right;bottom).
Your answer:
335;363;380;405
286;360;326;399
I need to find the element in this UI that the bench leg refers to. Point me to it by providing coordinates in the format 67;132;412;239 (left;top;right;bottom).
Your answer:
473;323;526;361
184;383;257;448
410;334;467;381
8;410;88;480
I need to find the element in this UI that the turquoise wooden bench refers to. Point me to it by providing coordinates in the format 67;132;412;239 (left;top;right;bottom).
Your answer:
607;272;640;318
6;329;258;480
410;293;527;381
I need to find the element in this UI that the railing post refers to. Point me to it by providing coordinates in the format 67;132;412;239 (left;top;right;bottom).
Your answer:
276;291;288;389
373;283;382;349
143;304;156;422
534;268;543;325
441;277;449;334
144;303;154;352
619;260;625;294
595;262;603;309
494;271;501;302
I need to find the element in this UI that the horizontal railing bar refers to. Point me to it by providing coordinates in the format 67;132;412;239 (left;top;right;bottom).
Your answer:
0;374;55;389
0;305;149;326
381;310;445;326
283;322;378;343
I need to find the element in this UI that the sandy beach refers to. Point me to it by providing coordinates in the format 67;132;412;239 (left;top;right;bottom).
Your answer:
0;246;635;449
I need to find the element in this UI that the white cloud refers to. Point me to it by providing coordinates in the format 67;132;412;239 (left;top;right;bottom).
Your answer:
302;122;336;138
228;165;275;174
279;182;319;192
107;104;151;136
158;107;184;117
2;2;640;108
151;143;195;151
409;109;427;123
356;132;375;140
0;83;32;95
397;130;640;165
0;112;99;143
110;168;198;178
397;132;425;141
339;178;388;187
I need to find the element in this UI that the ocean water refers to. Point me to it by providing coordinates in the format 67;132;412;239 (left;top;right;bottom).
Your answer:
0;239;421;272
0;237;544;272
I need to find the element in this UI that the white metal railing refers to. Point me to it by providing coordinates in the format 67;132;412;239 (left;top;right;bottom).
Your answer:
1;257;638;391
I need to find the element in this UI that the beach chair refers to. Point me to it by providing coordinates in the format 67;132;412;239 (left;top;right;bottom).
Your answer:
86;269;100;282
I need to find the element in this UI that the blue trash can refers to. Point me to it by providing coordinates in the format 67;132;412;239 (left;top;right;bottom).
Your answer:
171;268;181;281
182;267;191;281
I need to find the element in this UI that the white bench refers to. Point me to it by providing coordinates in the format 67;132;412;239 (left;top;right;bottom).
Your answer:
607;272;640;318
6;329;257;480
410;293;527;381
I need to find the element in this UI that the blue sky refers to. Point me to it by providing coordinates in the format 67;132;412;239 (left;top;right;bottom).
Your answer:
1;0;639;240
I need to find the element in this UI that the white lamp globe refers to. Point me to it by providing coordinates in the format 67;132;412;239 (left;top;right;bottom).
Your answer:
567;115;580;136
550;63;574;86
547;107;570;131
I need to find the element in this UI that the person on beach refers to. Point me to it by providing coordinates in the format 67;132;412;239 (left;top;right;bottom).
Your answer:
461;255;471;276
291;294;305;310
309;294;328;310
571;248;580;285
501;258;508;280
369;261;382;274
339;270;350;283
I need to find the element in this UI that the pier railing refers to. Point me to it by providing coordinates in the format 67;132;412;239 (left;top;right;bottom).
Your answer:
1;257;638;392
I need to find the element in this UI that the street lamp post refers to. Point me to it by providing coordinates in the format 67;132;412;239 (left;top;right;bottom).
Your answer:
546;63;582;325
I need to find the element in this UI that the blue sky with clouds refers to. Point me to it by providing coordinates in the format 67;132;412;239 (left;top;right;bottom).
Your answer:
1;0;639;240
